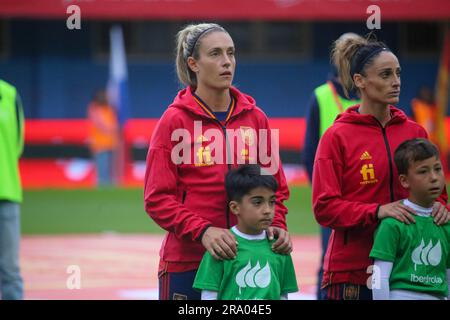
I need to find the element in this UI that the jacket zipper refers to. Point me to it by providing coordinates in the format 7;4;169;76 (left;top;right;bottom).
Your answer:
381;127;395;202
192;94;245;229
220;122;232;228
204;108;248;228
208;118;232;228
181;190;187;204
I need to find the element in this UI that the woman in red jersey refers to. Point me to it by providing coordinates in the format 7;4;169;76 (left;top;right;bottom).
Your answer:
312;35;450;300
144;23;291;300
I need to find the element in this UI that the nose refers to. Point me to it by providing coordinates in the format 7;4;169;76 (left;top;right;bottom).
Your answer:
393;73;401;88
430;170;439;182
263;202;273;216
222;53;231;67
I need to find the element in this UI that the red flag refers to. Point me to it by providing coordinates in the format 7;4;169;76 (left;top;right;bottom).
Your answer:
435;25;450;175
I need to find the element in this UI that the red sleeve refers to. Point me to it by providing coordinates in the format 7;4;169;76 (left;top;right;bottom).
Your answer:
259;113;289;230
143;116;212;242
436;183;449;210
312;129;379;230
272;162;289;230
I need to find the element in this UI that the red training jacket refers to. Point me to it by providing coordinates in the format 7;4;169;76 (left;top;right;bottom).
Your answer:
312;105;449;286
144;86;289;272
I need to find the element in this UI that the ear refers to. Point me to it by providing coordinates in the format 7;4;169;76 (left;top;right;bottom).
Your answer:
399;174;410;190
229;201;240;216
353;73;365;90
187;56;199;73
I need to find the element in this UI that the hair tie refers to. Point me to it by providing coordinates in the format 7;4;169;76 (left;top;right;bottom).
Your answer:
350;46;389;76
186;27;216;58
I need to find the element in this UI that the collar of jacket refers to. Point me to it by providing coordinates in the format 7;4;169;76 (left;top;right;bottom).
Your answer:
169;86;255;121
335;105;408;127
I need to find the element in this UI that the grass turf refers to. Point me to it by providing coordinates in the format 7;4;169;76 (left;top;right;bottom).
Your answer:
21;185;318;235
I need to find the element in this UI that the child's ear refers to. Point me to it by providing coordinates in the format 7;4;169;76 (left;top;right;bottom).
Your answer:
399;174;410;190
229;201;240;216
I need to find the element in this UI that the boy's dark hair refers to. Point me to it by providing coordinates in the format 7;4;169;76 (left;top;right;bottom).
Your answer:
394;138;440;175
225;164;278;202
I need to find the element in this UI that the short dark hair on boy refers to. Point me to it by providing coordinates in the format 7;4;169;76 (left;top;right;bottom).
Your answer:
225;164;278;202
394;138;440;175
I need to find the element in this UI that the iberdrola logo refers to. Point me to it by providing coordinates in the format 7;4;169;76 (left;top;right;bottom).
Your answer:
235;261;271;294
411;239;442;271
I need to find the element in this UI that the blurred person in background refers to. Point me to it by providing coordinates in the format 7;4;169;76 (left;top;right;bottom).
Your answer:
411;85;438;145
312;34;450;300
303;32;362;300
87;89;119;187
0;78;24;300
144;23;291;300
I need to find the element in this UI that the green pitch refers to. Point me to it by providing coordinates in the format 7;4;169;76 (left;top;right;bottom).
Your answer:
20;185;317;235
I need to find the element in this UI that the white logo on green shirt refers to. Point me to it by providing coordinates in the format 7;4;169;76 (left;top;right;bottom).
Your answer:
411;239;442;271
235;261;271;294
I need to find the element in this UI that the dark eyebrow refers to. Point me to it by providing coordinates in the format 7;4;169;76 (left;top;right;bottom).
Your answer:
378;66;401;72
415;164;431;170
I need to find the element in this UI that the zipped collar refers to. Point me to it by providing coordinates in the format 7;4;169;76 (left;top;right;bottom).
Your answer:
192;92;236;123
169;86;255;121
335;105;408;127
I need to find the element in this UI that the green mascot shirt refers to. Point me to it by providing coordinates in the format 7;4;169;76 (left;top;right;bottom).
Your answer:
370;202;450;298
193;227;298;300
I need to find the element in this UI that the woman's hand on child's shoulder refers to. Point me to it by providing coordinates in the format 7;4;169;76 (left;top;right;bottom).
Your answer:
432;202;450;226
267;227;292;255
377;201;416;224
201;226;238;261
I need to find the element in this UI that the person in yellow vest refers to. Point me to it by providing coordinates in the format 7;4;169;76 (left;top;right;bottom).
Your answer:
87;89;118;186
411;86;437;145
0;79;24;300
303;33;363;300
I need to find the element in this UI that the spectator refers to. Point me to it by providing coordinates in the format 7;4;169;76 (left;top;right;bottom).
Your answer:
0;78;25;300
87;89;118;186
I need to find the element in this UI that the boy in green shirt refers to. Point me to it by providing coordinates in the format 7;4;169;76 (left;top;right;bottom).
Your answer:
193;164;298;300
370;138;450;300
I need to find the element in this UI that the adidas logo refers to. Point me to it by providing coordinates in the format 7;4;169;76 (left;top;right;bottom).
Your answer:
411;239;442;271
235;261;271;294
360;151;372;160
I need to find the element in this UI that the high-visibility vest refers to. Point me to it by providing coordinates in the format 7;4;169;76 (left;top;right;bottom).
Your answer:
0;79;24;202
315;81;360;137
88;103;118;153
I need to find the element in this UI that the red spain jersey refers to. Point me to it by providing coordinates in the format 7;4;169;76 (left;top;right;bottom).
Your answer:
144;86;289;272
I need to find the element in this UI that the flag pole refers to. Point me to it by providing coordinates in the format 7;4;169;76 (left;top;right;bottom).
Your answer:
108;25;129;186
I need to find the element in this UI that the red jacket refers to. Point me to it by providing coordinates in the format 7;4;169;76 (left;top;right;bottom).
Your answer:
312;105;449;286
144;86;289;271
